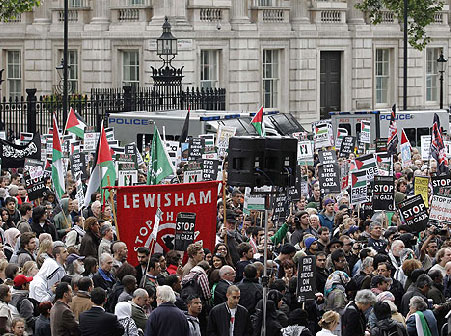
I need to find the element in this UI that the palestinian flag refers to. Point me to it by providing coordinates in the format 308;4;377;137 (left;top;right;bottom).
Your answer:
251;106;265;136
51;115;65;199
387;104;398;155
336;128;348;148
376;152;393;176
354;154;378;170
65;107;86;139
351;170;367;188
83;122;116;207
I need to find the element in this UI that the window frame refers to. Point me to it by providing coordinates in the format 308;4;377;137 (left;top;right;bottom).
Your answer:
6;50;22;99
262;49;280;109
375;48;390;106
121;49;140;89
200;50;219;89
425;47;442;103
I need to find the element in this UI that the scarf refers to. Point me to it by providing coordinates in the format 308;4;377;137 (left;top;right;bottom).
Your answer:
414;311;432;336
324;271;350;297
98;268;114;283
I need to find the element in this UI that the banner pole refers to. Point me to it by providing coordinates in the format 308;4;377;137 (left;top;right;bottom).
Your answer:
107;175;119;241
222;159;227;246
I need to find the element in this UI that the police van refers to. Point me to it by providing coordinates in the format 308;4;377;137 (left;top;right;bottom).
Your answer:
330;109;450;148
107;110;306;148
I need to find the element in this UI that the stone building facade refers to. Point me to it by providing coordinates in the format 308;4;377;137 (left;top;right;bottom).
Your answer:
0;0;450;129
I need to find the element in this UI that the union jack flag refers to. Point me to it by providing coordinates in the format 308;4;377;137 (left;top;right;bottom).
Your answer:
430;113;448;175
387;104;398;155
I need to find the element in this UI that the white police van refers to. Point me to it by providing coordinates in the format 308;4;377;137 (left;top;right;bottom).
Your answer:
330;109;450;148
107;110;306;148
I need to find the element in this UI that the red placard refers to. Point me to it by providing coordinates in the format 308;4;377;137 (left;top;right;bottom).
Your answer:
115;181;219;266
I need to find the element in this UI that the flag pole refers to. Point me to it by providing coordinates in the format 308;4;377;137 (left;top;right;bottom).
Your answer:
107;175;119;241
222;158;227;246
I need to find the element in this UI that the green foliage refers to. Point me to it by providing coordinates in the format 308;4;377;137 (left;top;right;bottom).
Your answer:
355;0;444;50
0;0;41;22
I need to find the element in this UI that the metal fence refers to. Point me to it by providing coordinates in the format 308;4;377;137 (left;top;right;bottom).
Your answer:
0;86;226;138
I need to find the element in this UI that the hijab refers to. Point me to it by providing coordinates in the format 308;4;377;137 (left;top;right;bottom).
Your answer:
115;302;132;320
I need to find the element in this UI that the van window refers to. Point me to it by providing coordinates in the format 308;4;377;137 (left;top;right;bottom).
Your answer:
338;124;351;135
417;128;430;145
403;128;416;147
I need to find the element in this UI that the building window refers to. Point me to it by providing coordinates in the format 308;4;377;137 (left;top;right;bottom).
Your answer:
122;50;139;88
67;50;79;93
263;49;279;109
375;49;390;105
69;0;83;7
257;0;272;6
129;0;145;4
200;50;219;89
7;51;21;99
426;48;441;102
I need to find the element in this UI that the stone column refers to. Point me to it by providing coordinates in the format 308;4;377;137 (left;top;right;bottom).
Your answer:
231;0;249;24
90;0;110;24
291;0;310;26
33;0;51;24
348;0;365;25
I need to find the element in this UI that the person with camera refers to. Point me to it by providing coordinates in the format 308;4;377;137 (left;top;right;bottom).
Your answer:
429;247;451;277
290;211;316;246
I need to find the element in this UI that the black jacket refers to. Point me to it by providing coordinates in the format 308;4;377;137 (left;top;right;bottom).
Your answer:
342;302;367;336
92;270;115;292
31;220;57;241
214;279;231;306
237;278;263;315
370;318;407;336
316;268;329;295
208;302;253;336
79;306;124;336
79;230;101;259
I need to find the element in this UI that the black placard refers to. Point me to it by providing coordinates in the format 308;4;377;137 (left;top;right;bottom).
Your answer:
296;255;317;301
357;133;365;155
272;188;289;223
24;170;48;201
0;132;41;168
288;186;300;202
373;176;395;210
318;150;337;165
188;138;205;161
318;163;341;194
70;153;88;180
398;194;428;233
202;159;219;181
375;138;388;152
431;175;451;195
339;136;356;158
174;212;196;251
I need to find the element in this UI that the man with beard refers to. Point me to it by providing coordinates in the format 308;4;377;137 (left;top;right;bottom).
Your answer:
420;235;438;271
316;227;330;252
316;251;329;294
304;237;318;255
290;211;316;246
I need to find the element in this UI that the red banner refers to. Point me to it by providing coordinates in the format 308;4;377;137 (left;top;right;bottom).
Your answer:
115;181;219;266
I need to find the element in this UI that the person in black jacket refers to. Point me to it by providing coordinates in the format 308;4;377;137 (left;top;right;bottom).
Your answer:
30;206;57;241
214;265;235;306
79;217;101;259
342;289;376;336
79;287;124;336
237;264;263;315
370;302;407;336
208;285;253;336
92;253;116;291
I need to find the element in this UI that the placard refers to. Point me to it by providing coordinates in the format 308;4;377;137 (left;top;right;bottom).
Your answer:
288;186;300;202
296;255;316;301
339;136;356;158
183;170;203;183
398;194;428;232
23;170;47;201
216;126;236;159
360;120;371;144
24;158;44;179
429;195;451;223
188;138;205;161
318;150;337;165
350;169;368;204
202;159;219;181
318;163;341;194
431;175;451;195
373;176;395;211
272;188;289;223
174;212;196;251
199;134;216;155
313;120;333;149
414;176;429;206
375;138;388;153
118;169;138;187
84;132;100;152
243;187;266;212
70;153;88;180
298;140;314;165
421;135;431;161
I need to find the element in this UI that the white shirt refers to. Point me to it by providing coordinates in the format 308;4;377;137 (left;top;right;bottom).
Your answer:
229;307;237;336
316;328;337;336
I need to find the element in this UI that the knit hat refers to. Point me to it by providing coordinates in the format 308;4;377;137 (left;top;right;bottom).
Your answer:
324;198;335;206
304;237;317;250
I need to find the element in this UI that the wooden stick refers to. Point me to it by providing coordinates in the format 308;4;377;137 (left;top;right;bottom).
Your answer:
107;175;120;241
222;160;227;246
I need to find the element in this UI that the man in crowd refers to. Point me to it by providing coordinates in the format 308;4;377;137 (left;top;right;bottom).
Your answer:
131;288;149;331
135;247;150;286
17;202;32;233
111;241;128;274
214;265;236;305
318;198;335;231
430;247;451;276
182;242;205;277
50;282;80;336
16;231;37;267
92;253;115;291
98;223;114;260
235;242;253;283
70;276;93;321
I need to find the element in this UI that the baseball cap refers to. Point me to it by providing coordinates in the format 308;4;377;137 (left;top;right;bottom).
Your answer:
66;253;86;265
304;237;317;250
14;274;33;287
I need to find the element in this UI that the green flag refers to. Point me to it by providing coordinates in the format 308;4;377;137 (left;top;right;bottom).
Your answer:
147;127;175;185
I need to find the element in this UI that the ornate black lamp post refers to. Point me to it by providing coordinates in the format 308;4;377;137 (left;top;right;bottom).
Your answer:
437;53;447;109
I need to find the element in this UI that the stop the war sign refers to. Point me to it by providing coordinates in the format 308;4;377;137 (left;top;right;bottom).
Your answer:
398;194;428;233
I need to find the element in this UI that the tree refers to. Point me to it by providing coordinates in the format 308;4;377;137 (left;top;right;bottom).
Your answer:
0;0;41;22
355;0;443;50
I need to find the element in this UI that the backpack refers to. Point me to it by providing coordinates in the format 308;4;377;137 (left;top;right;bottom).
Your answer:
181;273;202;301
382;323;404;336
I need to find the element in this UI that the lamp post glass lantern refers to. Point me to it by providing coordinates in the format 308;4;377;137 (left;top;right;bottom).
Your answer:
437;53;447;109
157;17;178;67
55;59;72;95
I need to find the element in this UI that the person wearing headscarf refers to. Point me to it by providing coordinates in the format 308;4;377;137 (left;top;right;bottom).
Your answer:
3;228;20;261
52;198;73;240
281;308;314;336
115;302;139;336
324;271;351;336
368;291;406;329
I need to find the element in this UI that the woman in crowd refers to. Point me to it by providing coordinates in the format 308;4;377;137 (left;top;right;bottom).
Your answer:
316;311;340;336
406;296;439;336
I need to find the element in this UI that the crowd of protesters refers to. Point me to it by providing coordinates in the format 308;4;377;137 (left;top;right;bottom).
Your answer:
0;146;449;336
